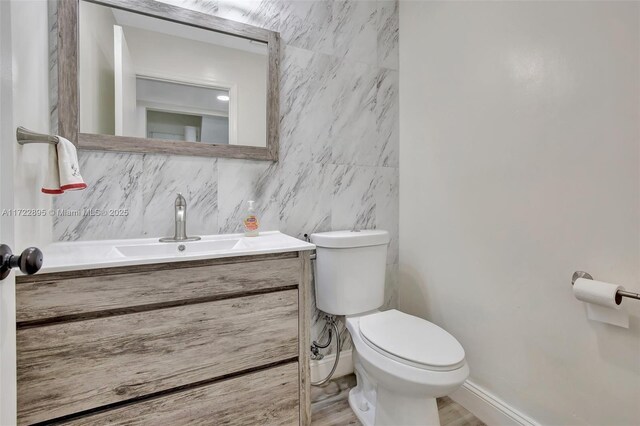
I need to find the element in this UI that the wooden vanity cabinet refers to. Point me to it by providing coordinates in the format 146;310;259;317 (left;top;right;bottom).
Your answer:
15;251;312;425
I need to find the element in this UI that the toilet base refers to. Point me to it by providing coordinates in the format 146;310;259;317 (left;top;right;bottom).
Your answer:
349;362;442;426
348;387;375;426
374;387;440;426
349;387;441;426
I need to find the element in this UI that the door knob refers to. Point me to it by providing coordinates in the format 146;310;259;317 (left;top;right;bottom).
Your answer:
0;244;43;280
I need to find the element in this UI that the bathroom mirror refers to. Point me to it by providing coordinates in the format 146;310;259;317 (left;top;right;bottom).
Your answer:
57;0;280;160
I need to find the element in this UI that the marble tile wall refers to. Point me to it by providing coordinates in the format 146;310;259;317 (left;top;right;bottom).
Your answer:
51;0;399;353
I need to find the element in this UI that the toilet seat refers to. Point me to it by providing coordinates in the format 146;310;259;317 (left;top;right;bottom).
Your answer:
358;310;466;371
346;312;469;399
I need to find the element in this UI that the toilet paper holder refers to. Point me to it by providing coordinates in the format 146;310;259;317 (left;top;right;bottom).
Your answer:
572;271;640;302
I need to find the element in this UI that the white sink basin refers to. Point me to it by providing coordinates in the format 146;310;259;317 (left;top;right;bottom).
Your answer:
115;238;241;258
36;231;316;274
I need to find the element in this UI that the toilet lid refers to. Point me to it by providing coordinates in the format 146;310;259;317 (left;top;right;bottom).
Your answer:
359;310;465;369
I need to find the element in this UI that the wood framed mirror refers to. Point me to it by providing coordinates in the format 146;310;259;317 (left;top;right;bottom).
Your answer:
57;0;280;160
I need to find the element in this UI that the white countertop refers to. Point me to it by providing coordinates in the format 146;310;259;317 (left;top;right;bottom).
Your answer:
33;231;315;274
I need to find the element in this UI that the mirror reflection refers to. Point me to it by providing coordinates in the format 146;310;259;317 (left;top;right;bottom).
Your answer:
78;1;268;147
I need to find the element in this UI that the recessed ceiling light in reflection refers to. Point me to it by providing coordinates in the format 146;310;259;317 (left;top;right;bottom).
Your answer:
217;95;230;101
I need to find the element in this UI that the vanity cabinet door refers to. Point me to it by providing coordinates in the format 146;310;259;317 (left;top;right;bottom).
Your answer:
63;363;300;426
17;290;298;425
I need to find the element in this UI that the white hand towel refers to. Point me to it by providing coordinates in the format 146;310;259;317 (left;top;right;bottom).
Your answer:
41;136;87;194
42;143;63;194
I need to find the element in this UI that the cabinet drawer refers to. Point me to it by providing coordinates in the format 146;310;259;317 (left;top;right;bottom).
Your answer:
63;363;300;426
16;253;299;324
17;290;298;425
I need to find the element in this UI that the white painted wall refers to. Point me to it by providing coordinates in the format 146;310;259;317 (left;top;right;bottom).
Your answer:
399;2;640;425
12;0;53;250
79;0;116;135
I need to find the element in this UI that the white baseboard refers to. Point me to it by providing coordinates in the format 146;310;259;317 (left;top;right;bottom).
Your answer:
310;349;354;383
450;380;539;426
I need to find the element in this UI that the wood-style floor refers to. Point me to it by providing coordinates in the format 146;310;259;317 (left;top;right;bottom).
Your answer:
311;374;485;426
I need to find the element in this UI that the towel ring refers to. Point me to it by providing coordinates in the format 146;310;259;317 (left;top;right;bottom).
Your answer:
16;126;59;145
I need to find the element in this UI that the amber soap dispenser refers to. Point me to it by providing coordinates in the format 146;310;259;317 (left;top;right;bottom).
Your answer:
243;200;259;237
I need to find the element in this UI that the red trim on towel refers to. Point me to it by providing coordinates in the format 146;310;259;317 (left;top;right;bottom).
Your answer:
60;183;88;191
42;188;64;194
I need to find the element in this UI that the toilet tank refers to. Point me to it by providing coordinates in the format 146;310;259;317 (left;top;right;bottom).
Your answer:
310;230;389;315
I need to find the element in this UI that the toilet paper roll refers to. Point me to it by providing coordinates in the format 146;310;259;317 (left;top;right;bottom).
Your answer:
573;278;623;308
573;278;629;328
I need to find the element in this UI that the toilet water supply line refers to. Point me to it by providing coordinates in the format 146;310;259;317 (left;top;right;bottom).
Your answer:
304;233;342;386
310;315;342;387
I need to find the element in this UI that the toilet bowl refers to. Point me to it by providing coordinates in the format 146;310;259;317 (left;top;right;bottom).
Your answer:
346;310;469;426
310;230;469;426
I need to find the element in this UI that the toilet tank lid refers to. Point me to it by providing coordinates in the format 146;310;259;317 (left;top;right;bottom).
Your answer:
310;230;389;248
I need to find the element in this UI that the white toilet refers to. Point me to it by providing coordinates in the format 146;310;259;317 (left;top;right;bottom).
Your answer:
310;230;469;426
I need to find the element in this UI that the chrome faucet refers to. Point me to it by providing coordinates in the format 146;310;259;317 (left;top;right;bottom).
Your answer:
159;193;201;242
